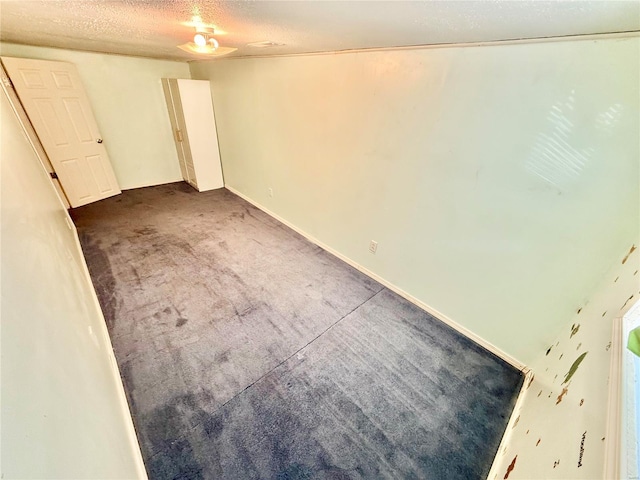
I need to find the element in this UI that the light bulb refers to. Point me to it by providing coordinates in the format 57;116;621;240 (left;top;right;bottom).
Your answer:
193;33;207;47
208;37;219;49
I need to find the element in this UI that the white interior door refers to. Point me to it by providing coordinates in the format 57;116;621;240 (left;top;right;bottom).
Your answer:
2;56;121;207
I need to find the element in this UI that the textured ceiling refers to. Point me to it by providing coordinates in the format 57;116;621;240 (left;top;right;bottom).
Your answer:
0;0;638;62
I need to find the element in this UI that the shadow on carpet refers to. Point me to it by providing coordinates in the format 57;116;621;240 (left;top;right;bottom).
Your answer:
71;183;523;480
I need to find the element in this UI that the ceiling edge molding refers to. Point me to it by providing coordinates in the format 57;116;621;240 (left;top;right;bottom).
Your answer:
187;30;640;63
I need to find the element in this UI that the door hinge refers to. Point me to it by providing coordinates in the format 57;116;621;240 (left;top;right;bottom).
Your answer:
50;171;59;179
1;75;13;89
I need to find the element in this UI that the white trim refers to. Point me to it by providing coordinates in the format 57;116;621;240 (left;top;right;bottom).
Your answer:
604;315;624;479
69;216;149;479
193;31;640;63
486;368;533;480
3;76;147;477
620;302;640;480
225;185;526;371
120;178;184;191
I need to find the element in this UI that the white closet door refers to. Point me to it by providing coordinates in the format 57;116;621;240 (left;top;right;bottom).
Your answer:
177;79;224;191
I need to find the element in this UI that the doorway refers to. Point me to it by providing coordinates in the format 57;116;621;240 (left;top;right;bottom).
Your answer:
1;56;121;208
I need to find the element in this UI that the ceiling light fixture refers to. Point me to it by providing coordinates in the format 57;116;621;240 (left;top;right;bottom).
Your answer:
192;28;219;49
193;32;207;46
178;23;236;57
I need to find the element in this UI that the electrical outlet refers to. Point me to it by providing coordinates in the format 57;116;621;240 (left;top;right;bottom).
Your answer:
369;240;378;254
268;187;273;198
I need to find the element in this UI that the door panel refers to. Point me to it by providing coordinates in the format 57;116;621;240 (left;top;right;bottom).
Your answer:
33;99;70;145
87;154;113;193
63;99;94;142
60;158;91;200
2;56;121;207
19;69;46;89
51;70;73;89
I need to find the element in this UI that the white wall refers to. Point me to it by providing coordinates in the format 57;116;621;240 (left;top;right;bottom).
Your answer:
190;36;640;366
0;42;190;190
1;86;146;478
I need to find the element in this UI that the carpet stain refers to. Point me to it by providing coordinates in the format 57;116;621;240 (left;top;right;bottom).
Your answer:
276;463;314;479
214;351;229;363
79;233;118;329
149;437;204;480
71;183;523;480
130;266;142;287
202;415;224;439
144;395;211;479
133;226;157;236
176;317;188;327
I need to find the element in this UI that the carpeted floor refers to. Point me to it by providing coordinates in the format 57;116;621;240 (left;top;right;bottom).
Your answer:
71;182;523;480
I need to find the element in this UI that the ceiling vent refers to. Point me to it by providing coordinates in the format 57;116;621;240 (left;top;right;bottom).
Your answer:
247;41;286;48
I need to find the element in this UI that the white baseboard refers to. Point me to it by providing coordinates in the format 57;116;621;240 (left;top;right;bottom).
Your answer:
69;213;149;479
120;178;183;191
485;368;533;480
225;185;526;371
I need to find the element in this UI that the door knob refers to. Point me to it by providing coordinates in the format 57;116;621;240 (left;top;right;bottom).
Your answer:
96;138;103;143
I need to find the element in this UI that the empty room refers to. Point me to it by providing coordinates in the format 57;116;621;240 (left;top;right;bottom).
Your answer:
1;1;639;479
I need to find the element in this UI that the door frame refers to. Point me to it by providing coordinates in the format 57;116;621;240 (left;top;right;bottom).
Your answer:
0;60;71;209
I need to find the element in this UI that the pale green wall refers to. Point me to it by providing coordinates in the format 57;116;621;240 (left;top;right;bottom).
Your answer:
190;37;640;366
1;87;146;478
0;42;190;190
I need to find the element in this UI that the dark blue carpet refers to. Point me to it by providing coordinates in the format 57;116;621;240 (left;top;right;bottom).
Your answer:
71;183;523;480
